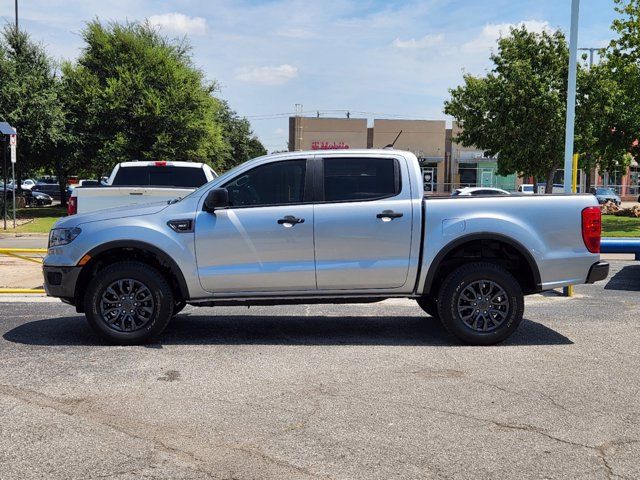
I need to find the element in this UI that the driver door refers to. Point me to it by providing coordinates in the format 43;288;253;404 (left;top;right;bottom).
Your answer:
195;158;316;294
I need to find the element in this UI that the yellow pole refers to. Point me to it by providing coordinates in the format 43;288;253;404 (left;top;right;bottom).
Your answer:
572;153;579;193
566;153;580;297
0;288;45;294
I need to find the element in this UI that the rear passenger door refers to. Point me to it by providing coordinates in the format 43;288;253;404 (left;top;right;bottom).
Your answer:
313;155;413;290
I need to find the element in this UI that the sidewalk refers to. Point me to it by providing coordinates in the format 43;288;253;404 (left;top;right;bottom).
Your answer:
0;234;47;249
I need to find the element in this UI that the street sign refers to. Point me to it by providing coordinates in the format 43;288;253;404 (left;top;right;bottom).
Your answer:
10;144;16;163
9;134;16;146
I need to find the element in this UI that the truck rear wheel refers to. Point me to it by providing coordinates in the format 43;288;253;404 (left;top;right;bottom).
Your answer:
84;261;174;345
436;262;524;345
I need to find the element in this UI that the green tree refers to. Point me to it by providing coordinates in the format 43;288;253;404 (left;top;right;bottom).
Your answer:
595;0;640;173
0;26;65;189
61;20;228;177
445;27;573;192
216;100;266;171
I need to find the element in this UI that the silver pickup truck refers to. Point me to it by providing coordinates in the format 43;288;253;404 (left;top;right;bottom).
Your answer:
43;149;608;345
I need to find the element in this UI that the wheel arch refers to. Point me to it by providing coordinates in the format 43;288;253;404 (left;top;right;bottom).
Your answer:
423;233;542;296
74;241;189;311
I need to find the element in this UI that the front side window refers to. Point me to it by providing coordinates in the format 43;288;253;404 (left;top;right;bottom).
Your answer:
224;159;306;207
323;157;399;202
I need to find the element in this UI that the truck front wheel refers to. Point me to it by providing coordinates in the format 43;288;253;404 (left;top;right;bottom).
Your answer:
84;261;174;345
437;262;524;345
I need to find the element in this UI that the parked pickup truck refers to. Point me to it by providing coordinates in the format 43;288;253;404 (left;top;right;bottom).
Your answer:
67;161;217;215
43;149;609;345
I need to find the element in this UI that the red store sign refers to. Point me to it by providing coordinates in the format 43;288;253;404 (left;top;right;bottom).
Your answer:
311;141;350;150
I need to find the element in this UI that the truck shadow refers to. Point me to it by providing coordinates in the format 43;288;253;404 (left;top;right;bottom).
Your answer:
604;264;640;292
3;314;572;347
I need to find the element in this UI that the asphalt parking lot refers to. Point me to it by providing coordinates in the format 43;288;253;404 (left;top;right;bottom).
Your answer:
1;261;639;479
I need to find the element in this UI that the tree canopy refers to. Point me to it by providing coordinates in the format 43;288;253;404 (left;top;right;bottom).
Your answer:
61;21;230;176
0;26;65;184
445;2;640;192
1;19;266;190
445;28;576;191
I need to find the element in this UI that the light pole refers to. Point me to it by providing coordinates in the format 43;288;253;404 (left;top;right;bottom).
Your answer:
563;0;580;193
14;0;18;30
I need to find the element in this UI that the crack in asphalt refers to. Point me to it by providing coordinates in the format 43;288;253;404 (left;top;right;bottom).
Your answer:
0;383;329;480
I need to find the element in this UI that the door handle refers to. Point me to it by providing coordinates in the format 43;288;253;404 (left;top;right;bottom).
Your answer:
277;215;305;225
376;210;403;220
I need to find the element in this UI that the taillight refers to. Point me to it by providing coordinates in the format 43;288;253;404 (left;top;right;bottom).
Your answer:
67;196;77;216
155;161;167;166
582;206;601;253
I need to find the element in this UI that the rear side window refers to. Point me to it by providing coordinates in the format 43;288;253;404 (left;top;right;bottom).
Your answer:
224;160;307;207
112;166;208;187
323;157;399;202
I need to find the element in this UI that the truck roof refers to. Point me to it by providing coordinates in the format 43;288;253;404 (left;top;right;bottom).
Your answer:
255;148;416;160
118;161;207;168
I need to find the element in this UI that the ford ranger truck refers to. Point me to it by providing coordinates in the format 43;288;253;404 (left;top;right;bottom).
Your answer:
43;149;609;345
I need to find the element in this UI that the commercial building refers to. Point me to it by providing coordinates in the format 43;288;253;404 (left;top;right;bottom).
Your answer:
287;115;640;199
288;116;520;194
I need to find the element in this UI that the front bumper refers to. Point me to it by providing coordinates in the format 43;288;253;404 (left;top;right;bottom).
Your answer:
42;265;81;300
585;261;609;284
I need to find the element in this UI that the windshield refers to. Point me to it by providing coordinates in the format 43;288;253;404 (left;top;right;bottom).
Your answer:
522;185;533;192
596;188;615;195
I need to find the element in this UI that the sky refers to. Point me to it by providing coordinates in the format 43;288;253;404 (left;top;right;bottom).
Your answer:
0;0;621;152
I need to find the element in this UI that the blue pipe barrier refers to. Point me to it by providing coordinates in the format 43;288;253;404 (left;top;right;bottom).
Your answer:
600;237;640;260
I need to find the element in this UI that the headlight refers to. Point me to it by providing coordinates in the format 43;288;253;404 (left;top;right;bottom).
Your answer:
48;227;82;247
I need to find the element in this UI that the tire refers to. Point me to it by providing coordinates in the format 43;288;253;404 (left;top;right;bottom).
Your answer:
416;295;439;318
436;262;524;345
84;261;174;345
172;301;187;317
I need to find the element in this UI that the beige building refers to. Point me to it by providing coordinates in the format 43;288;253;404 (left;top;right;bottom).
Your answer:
288;117;368;151
373;119;446;193
288;116;521;194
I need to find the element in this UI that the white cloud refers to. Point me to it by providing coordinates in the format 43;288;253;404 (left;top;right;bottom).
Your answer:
235;64;299;86
148;13;207;36
276;27;316;39
392;33;444;49
463;20;553;53
274;127;286;135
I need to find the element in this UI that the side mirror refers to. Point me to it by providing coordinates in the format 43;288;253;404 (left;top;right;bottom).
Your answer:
204;188;229;212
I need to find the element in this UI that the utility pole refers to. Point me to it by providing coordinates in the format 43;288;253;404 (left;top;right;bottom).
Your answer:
15;0;18;30
563;0;580;193
578;47;602;67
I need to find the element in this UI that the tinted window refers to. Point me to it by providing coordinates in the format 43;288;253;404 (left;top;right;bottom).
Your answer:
224;160;306;207
112;166;208;187
323;157;398;202
473;189;503;195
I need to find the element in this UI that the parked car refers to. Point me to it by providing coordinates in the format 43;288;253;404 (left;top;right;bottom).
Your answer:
7;178;37;191
68;161;217;215
32;182;64;201
517;184;535;194
43;149;608;346
68;179;102;190
30;190;53;206
452;187;510;196
590;187;621;205
536;183;566;194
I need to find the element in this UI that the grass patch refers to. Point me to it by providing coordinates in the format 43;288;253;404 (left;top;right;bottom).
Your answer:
14;205;66;234
602;215;640;237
